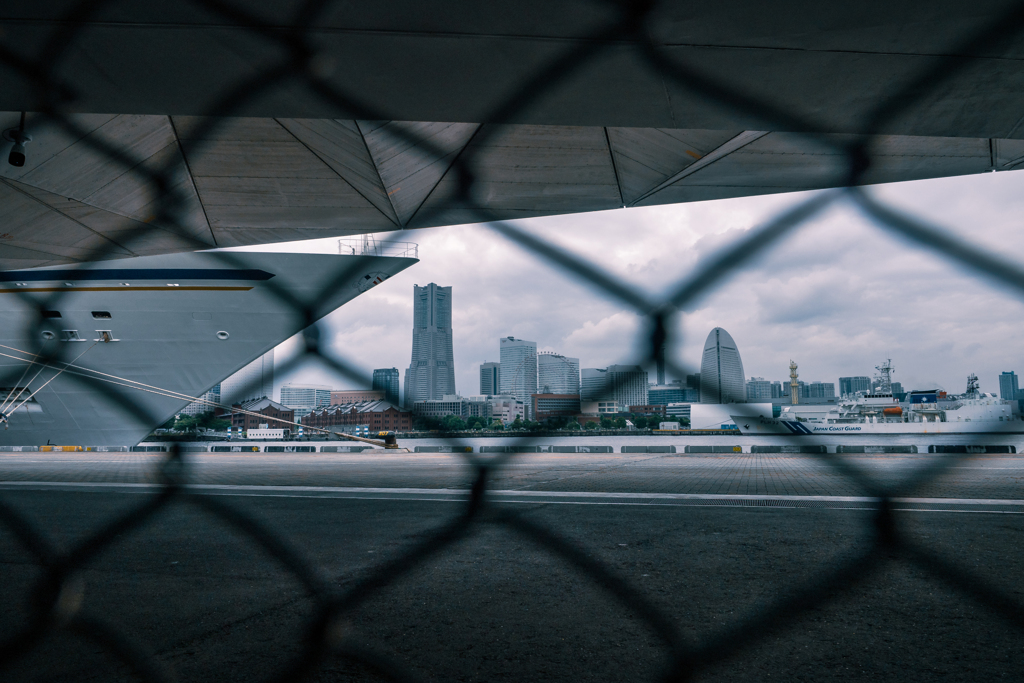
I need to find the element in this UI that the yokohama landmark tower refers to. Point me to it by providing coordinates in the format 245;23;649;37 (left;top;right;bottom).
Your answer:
405;283;456;406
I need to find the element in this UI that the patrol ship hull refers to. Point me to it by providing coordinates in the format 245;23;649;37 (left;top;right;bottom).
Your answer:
732;415;1024;436
0;251;416;447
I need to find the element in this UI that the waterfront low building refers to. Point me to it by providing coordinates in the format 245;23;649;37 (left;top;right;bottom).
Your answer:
581;400;619;415
412;397;466;418
532;394;582;421
228;398;295;434
246;424;286;439
331;389;386;404
628;405;667;417
665;403;691;421
305;401;412;432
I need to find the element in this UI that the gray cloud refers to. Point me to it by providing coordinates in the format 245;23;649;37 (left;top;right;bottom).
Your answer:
235;167;1024;399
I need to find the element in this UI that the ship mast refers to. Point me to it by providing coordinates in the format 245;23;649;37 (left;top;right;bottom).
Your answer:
874;359;894;395
965;373;980;398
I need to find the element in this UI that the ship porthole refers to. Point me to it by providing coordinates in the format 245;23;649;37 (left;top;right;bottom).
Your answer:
217;331;230;340
41;331;55;340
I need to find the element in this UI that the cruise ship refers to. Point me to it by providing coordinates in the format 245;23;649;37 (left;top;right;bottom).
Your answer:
732;374;1024;436
0;247;417;447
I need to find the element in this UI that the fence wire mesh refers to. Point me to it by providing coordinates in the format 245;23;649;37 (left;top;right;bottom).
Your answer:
1;1;1024;681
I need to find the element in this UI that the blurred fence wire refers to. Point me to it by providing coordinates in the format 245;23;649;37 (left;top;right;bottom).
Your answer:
1;0;1024;681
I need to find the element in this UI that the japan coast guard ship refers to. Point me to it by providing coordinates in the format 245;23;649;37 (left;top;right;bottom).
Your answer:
733;374;1024;436
0;248;416;447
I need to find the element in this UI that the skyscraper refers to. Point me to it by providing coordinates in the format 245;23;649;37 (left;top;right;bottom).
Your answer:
807;381;835;399
581;366;648;408
606;365;648;408
479;362;500;395
372;368;401;406
699;328;745;404
181;383;221;416
221;349;275;404
746;377;772;401
839;376;872;396
405;284;456;406
499;337;537;417
999;371;1019;400
538;353;580;394
581;368;607;402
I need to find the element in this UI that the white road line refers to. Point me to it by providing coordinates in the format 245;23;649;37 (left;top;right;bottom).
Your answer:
0;481;1021;510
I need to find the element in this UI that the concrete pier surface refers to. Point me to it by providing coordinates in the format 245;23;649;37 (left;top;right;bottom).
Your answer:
0;451;1021;682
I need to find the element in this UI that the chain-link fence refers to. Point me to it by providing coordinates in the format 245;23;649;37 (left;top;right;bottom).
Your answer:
2;1;1024;681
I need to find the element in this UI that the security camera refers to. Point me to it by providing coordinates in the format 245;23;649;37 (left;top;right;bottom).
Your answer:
3;128;31;168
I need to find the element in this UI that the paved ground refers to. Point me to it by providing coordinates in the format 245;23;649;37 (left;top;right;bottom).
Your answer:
0;453;1022;682
0;451;1023;498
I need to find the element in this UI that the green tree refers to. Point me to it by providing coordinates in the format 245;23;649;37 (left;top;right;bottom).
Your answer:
600;417;613;429
490;420;505;431
174;415;202;432
198;412;230;431
413;416;444;431
511;417;524;430
614;417;627;429
584;420;598;430
441;414;467;431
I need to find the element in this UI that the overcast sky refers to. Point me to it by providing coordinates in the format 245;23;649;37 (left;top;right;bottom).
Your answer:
231;168;1024;400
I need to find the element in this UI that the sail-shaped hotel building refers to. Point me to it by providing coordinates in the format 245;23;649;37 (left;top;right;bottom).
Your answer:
700;328;746;404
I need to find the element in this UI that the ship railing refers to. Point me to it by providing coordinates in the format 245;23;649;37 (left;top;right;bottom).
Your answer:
338;236;419;259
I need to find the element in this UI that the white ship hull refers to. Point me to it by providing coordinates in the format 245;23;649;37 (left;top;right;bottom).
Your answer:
732;415;1024;436
0;251;416;446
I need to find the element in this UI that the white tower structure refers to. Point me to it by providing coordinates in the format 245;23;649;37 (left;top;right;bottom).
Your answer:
699;328;746;404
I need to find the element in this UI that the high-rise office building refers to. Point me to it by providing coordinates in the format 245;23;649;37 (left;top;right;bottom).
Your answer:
746;377;772;401
181;383;221;416
538;353;580;394
700;328;745;404
606;365;648;408
221;349;275;404
405;284;456;406
782;380;807;398
499;337;537;418
582;366;648;407
581;368;607;402
807;381;835;399
890;381;904;396
999;371;1020;400
839;376;872;396
372;368;401;406
280;384;332;418
479;362;500;395
771;381;784;398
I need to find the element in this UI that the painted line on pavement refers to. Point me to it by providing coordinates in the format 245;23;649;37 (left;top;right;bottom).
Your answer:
0;481;1022;513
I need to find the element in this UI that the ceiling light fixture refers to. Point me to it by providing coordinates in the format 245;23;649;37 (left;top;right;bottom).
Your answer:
3;112;31;168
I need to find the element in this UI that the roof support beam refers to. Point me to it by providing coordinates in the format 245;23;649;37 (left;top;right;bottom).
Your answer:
630;131;768;206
